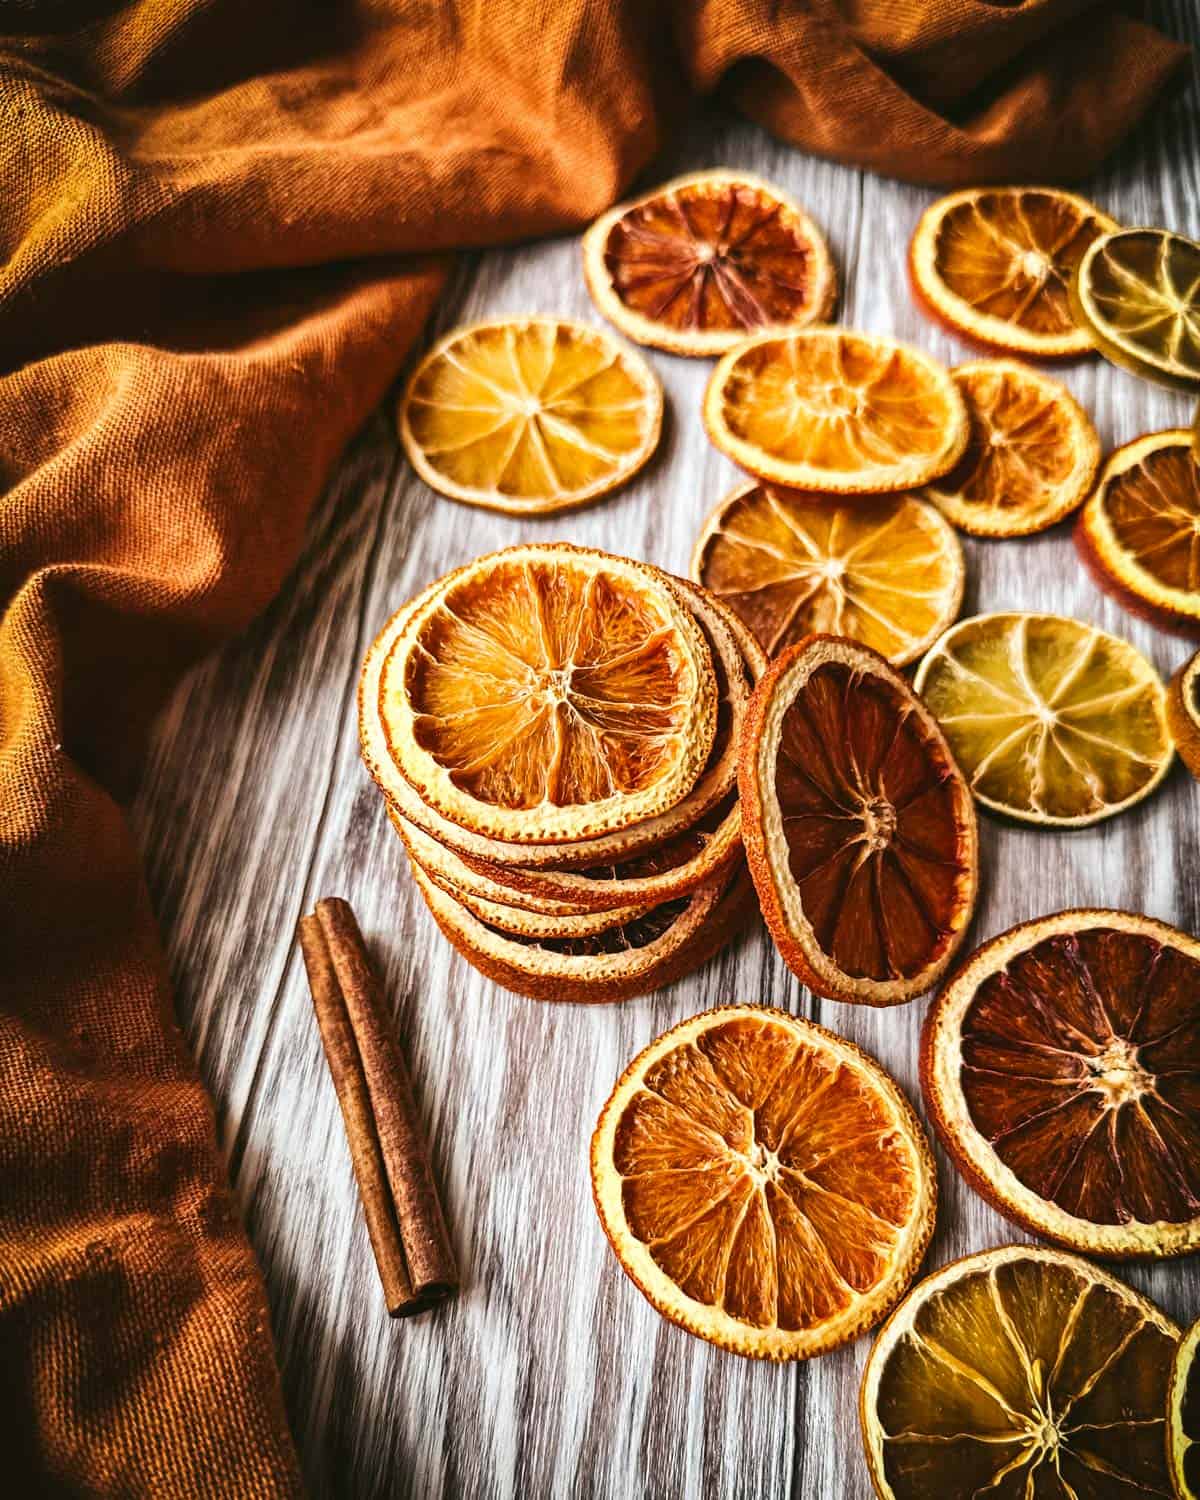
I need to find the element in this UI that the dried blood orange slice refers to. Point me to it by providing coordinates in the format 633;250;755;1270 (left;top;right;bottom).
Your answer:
691;481;963;666
909;187;1117;358
1072;228;1200;390
582;170;836;357
704;329;968;494
739;637;978;1006
915;613;1173;826
398;318;661;514
1168;649;1200;780
922;909;1200;1258
410;860;749;1003
591;1007;935;1359
861;1243;1180;1500
1076;431;1200;638
1171;1317;1200;1500
376;545;717;844
923;360;1100;537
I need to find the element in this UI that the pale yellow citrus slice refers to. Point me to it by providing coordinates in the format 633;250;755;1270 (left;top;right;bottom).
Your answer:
1072;228;1200;390
1171;1316;1200;1500
591;1007;935;1359
398;318;661;514
739;637;978;1006
922;908;1200;1258
374;545;717;844
909;187;1117;358
915;613;1173;826
583;170;836;357
1076;430;1200;637
691;481;963;665
924;360;1100;536
860;1244;1180;1500
1168;648;1200;780
703;329;968;494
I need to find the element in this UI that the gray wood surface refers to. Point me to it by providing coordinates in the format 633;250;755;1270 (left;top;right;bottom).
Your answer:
130;22;1200;1498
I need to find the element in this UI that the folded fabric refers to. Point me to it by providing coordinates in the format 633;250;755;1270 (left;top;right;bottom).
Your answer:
0;1;1187;1492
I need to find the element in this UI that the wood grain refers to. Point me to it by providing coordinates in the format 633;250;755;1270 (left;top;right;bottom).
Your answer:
131;17;1200;1495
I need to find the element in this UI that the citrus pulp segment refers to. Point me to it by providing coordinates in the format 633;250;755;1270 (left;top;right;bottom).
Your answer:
922;908;1200;1258
1076;431;1200;637
860;1243;1180;1500
377;545;718;843
909;187;1117;358
739;636;978;1005
691;481;963;665
1170;1317;1200;1500
923;360;1101;536
703;328;969;494
591;1007;935;1359
398;318;661;513
1072;228;1200;390
582;170;836;356
1168;649;1200;779
915;613;1173;826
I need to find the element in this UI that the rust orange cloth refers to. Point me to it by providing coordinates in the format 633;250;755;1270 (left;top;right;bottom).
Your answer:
0;2;1187;1493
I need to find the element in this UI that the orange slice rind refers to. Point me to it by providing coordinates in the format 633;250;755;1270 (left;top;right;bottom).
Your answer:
691;481;963;665
398;317;662;514
583;170;836;357
923;360;1100;537
591;1006;935;1360
1170;1316;1200;1500
922;908;1200;1259
909;187;1117;358
915;612;1173;827
704;329;968;494
1168;649;1200;780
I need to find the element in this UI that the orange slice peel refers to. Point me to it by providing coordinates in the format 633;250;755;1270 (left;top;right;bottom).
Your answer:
1171;1316;1200;1500
1168;648;1200;780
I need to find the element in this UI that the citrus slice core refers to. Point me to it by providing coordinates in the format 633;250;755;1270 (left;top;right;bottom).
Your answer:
1072;228;1200;389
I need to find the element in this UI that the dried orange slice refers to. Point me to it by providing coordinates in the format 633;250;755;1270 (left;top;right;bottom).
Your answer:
923;360;1100;537
1168;649;1200;780
915;613;1173;826
398;318;661;514
860;1243;1180;1500
909;187;1117;358
414;860;650;942
375;545;717;844
591;1007;935;1359
739;637;978;1006
691;481;963;665
582;170;836;357
1171;1316;1200;1500
922;908;1200;1259
410;860;749;1004
704;329;968;494
1072;228;1200;390
1076;431;1200;638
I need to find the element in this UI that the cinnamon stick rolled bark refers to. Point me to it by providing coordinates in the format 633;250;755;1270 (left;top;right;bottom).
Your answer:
297;897;457;1316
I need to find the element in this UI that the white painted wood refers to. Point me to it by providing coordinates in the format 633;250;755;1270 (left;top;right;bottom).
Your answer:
131;21;1200;1494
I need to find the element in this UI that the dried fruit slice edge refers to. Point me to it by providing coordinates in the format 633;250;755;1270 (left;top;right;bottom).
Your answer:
1169;1316;1200;1500
1168;649;1200;780
921;907;1200;1259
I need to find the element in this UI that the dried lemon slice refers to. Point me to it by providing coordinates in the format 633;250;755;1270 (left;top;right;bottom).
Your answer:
399;318;661;513
909;187;1117;358
915;613;1173;826
924;361;1100;536
1072;228;1200;390
703;329;968;494
583;170;836;357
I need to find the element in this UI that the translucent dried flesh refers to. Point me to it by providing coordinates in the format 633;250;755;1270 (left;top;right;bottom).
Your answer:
918;616;1171;822
1100;443;1200;594
612;1015;919;1329
405;322;656;501
875;1257;1177;1498
716;333;958;475
775;663;968;982
932;190;1109;340
926;365;1095;534
695;485;960;662
404;560;696;809
602;181;823;336
960;927;1200;1226
1080;231;1200;383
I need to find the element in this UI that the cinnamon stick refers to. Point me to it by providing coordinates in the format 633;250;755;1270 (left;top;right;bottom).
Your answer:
297;897;457;1316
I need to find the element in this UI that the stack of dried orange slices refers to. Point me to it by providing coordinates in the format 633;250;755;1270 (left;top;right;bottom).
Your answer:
358;543;768;1002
